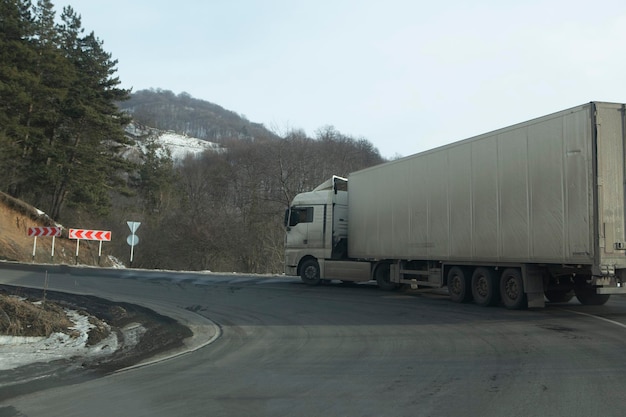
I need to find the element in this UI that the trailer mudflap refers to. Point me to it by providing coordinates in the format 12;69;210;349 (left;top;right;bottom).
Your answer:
523;265;546;308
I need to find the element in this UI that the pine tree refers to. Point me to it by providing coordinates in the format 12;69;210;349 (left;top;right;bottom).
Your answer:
0;1;133;219
24;0;75;208
44;7;132;219
0;0;37;195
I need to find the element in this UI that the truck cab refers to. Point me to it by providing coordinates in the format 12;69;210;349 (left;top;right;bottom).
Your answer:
284;176;364;284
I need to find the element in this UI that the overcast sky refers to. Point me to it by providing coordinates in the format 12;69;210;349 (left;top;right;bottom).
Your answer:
62;0;626;158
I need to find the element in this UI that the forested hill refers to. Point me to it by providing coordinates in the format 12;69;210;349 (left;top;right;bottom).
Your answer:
0;0;386;274
120;89;278;143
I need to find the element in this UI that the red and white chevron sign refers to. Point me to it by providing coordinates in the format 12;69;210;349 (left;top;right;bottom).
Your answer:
68;228;111;241
27;227;62;237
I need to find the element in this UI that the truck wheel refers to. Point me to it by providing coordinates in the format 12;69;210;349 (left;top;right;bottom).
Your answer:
574;287;610;305
448;267;472;303
499;268;527;309
300;259;321;286
375;263;397;291
471;267;499;306
545;290;574;303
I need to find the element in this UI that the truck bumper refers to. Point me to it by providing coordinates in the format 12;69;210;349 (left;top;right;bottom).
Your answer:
285;265;298;277
597;286;626;294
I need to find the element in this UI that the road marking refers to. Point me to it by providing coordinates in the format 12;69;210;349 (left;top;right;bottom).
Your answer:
382;295;415;299
227;278;256;284
561;308;626;329
255;278;299;284
184;277;298;286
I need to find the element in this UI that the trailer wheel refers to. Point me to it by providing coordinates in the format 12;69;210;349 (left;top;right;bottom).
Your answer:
545;290;574;303
300;259;321;286
375;263;397;291
448;267;472;303
499;268;527;309
574;287;610;305
471;267;499;307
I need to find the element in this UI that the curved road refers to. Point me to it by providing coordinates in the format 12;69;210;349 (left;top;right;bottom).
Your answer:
2;264;626;417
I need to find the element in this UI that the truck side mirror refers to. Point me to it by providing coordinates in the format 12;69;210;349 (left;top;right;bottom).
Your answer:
284;209;290;227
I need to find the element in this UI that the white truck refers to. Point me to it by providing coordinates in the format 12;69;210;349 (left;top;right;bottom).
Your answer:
284;102;626;309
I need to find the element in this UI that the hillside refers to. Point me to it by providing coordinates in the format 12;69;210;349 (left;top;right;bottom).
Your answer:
123;122;223;162
120;89;279;143
0;193;118;267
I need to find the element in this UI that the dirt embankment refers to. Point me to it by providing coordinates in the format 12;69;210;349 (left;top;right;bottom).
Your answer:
0;192;117;267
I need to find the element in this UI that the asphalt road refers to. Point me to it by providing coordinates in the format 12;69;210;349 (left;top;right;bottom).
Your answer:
2;264;626;417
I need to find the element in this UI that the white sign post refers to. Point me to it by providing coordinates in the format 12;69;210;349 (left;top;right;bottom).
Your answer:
32;236;37;261
127;221;141;266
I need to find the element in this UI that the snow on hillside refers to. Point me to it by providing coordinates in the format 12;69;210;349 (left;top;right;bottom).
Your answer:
156;131;222;161
125;123;222;162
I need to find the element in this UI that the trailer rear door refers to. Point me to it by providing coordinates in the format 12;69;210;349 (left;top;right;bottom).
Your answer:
594;102;626;271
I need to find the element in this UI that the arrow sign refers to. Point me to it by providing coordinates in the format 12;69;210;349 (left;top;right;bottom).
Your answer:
68;228;111;241
28;227;61;237
127;234;139;246
28;227;61;261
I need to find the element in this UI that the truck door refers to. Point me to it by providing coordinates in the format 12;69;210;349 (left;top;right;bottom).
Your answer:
331;203;348;258
285;206;315;249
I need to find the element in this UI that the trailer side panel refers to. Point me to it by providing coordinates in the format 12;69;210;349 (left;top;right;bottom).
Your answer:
348;103;599;265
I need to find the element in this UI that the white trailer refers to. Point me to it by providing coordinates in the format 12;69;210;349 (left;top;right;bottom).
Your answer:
284;102;626;309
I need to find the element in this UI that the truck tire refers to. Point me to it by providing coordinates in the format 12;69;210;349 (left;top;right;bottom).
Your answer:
471;267;499;307
574;287;610;305
499;268;527;309
448;267;472;303
375;263;397;291
300;259;321;286
545;290;574;303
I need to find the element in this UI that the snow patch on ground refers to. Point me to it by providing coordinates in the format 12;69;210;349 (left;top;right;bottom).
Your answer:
107;255;126;268
0;309;118;371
